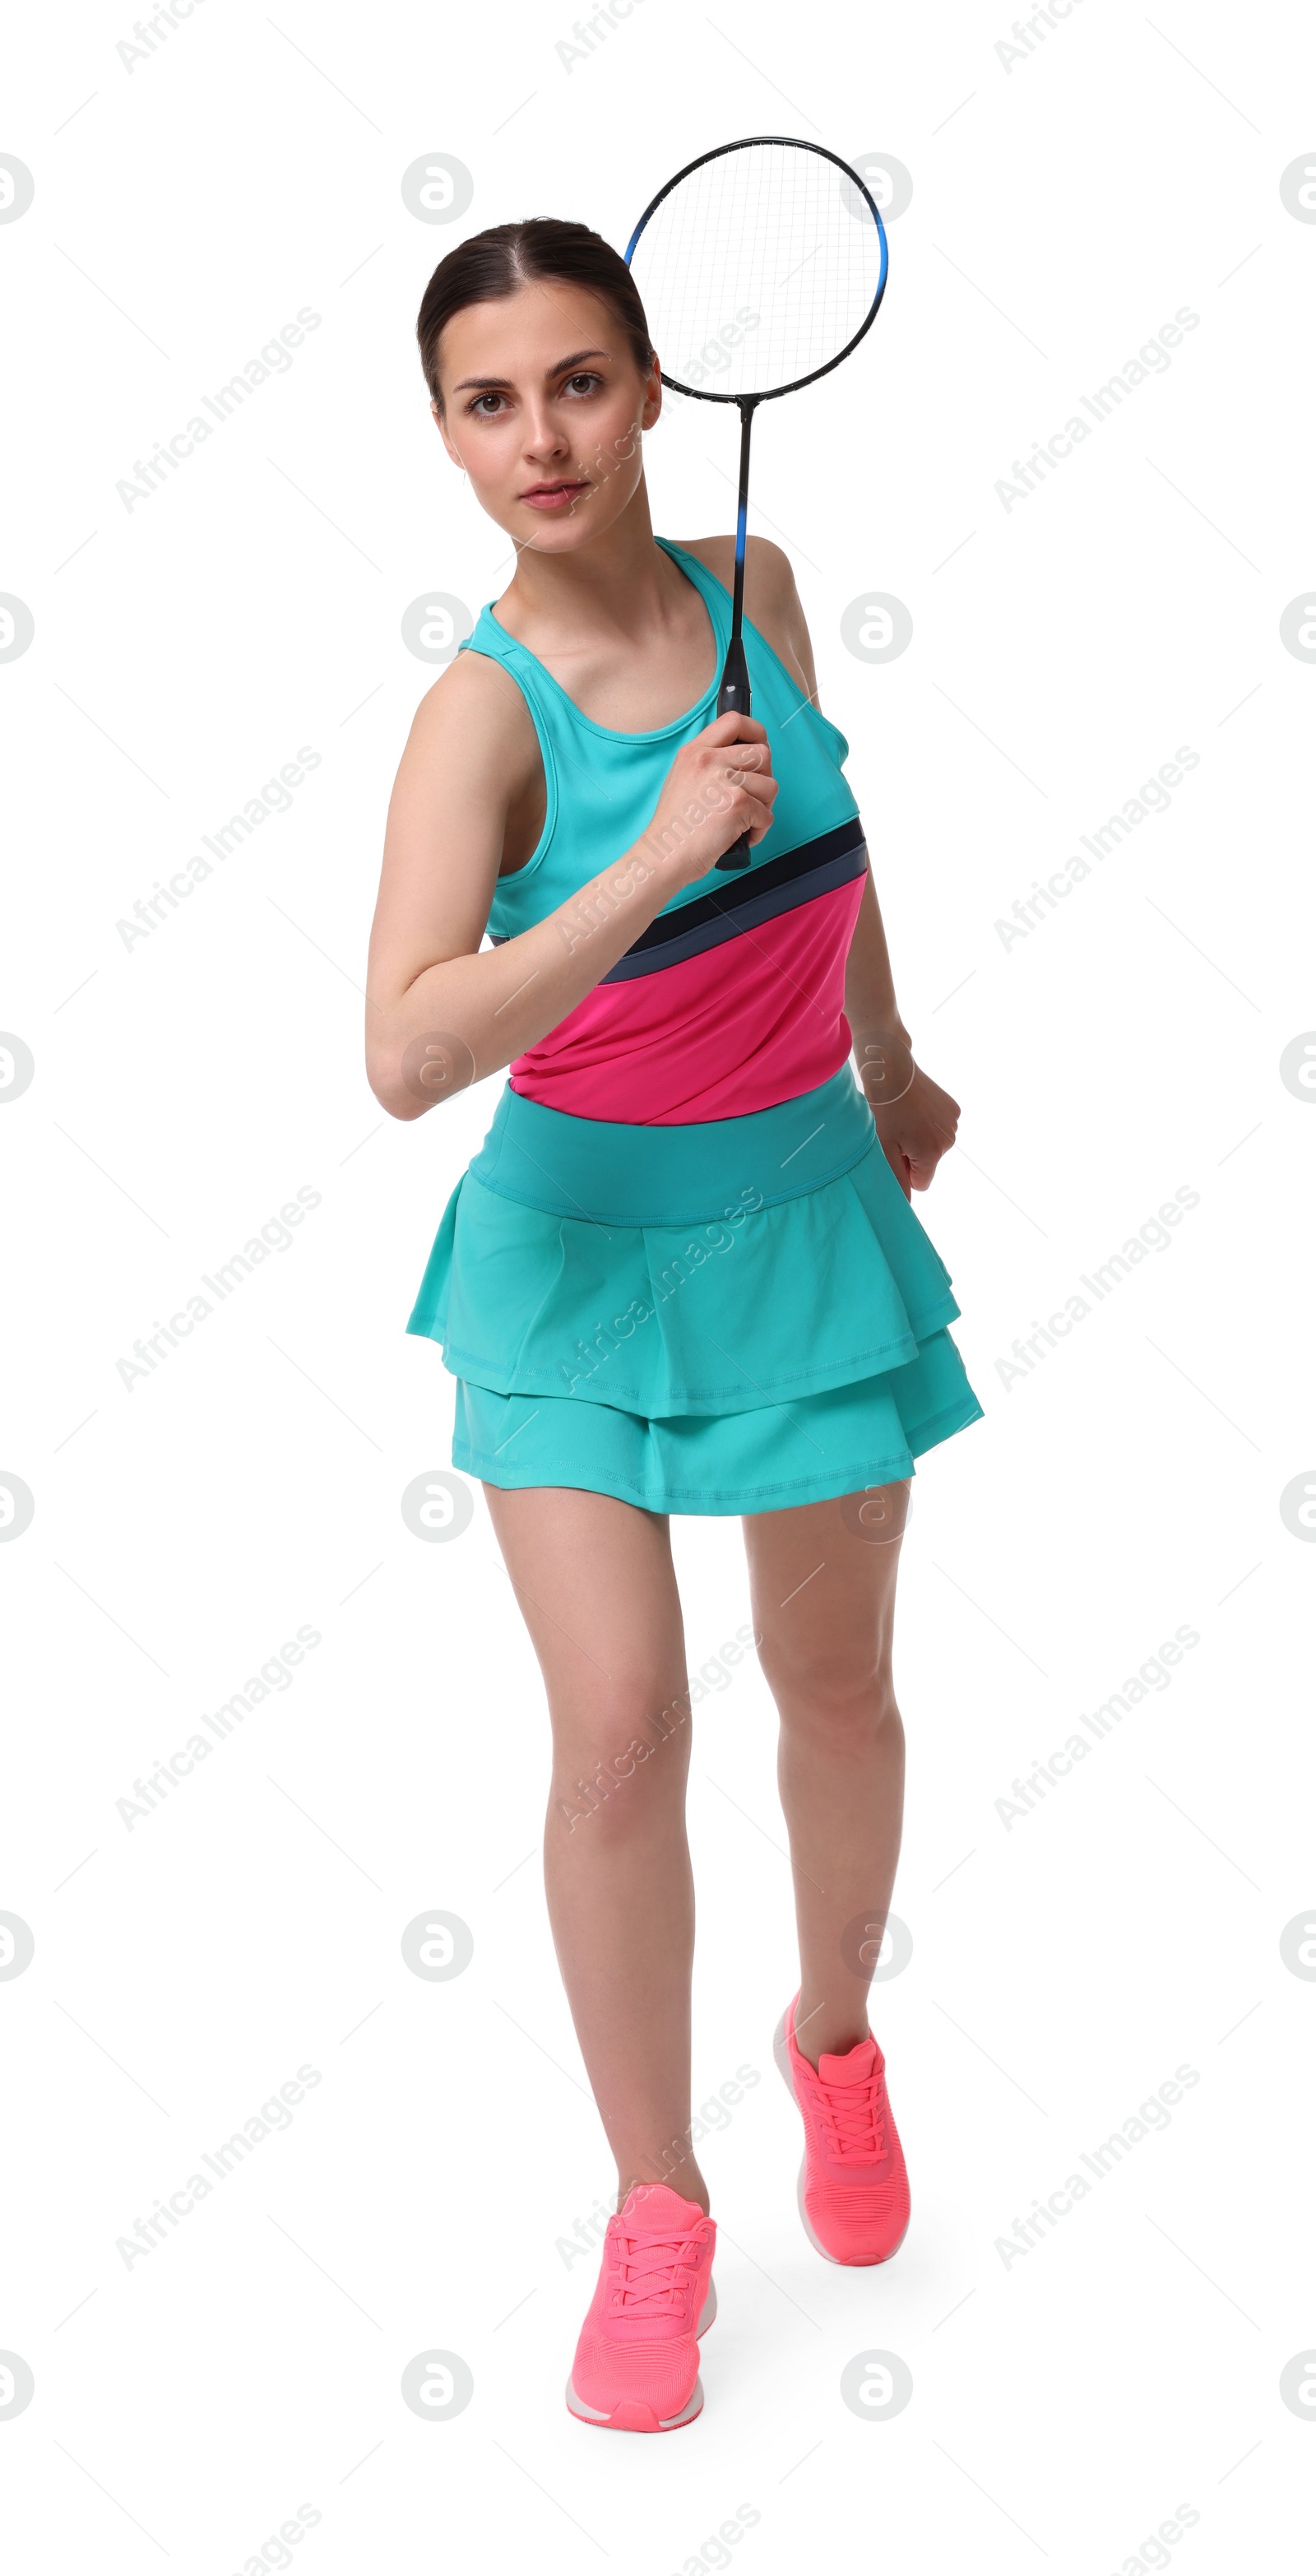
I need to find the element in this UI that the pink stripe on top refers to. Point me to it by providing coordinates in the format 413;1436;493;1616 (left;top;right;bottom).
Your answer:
509;875;865;1126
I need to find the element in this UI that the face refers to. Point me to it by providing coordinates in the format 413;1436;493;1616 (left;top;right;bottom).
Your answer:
433;281;662;550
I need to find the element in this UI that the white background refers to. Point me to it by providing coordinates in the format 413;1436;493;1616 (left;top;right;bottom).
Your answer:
2;0;1314;2567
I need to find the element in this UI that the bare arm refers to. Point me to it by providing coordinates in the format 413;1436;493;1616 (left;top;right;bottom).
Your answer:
364;654;778;1119
680;533;961;1198
844;882;960;1197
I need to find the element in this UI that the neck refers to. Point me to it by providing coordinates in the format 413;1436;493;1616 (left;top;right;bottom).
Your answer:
498;478;677;641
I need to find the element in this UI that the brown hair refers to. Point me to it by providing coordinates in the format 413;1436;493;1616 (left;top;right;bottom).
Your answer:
416;218;656;411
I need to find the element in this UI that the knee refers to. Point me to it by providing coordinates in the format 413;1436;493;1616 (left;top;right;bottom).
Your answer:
757;1632;899;1735
549;1682;690;1840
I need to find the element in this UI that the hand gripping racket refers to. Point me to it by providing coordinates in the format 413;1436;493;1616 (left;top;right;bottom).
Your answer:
625;137;888;869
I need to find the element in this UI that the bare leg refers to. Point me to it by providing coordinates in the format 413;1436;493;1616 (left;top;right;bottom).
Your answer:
482;1482;709;2212
742;1482;910;2068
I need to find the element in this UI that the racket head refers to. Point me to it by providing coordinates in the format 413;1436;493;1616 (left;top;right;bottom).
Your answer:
625;135;888;406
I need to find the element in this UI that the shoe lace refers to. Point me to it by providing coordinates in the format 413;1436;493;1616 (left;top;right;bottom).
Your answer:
608;2220;709;2319
813;2068;887;2163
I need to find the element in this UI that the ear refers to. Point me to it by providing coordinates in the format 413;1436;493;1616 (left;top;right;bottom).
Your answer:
641;353;663;429
433;400;464;469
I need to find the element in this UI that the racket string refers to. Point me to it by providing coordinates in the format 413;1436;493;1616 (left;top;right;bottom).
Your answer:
630;142;883;400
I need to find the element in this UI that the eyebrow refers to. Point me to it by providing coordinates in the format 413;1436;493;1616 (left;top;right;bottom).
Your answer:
450;347;609;392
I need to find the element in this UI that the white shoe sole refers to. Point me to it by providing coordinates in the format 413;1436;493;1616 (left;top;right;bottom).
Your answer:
565;2277;716;2429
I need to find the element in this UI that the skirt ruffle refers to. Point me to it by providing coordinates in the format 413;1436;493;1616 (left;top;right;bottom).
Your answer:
450;1333;980;1515
406;1072;984;1515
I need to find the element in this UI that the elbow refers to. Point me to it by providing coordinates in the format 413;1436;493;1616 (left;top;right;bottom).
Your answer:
375;1081;428;1123
365;975;484;1115
364;1043;426;1122
366;1031;479;1121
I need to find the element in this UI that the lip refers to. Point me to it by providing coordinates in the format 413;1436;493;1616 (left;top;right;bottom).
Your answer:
519;479;591;509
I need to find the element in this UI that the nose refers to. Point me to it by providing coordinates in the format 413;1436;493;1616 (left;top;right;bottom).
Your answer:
521;399;572;465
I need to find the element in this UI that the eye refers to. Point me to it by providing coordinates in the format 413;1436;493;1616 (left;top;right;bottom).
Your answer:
563;372;602;397
466;391;507;417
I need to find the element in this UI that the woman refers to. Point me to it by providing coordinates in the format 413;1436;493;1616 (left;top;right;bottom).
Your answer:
366;218;983;2433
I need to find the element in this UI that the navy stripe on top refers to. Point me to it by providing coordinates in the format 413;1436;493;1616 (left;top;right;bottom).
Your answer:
491;818;869;983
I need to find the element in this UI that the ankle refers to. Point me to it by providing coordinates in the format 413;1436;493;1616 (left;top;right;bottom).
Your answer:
792;1996;871;2069
615;2167;711;2218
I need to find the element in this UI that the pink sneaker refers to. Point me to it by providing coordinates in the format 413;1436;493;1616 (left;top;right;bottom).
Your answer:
773;1991;910;2265
566;2183;716;2432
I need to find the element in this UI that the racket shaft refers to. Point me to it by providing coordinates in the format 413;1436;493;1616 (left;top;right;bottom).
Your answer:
716;401;756;870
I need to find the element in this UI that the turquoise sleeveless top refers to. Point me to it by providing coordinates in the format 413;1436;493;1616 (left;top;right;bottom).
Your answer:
464;538;855;934
459;536;871;1125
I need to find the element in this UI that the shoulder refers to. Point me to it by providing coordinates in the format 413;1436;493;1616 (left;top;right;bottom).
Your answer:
674;532;800;620
401;641;540;787
674;534;816;696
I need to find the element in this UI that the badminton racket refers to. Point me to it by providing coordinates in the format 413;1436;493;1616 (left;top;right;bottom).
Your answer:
626;136;887;869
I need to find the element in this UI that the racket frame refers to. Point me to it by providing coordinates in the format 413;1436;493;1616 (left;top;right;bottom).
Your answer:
625;137;887;869
624;134;889;406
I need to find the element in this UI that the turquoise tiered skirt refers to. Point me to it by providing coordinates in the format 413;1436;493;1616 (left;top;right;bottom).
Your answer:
405;1065;984;1515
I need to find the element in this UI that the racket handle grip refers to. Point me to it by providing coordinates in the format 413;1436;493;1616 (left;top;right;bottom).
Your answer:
715;638;753;870
717;636;751;717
